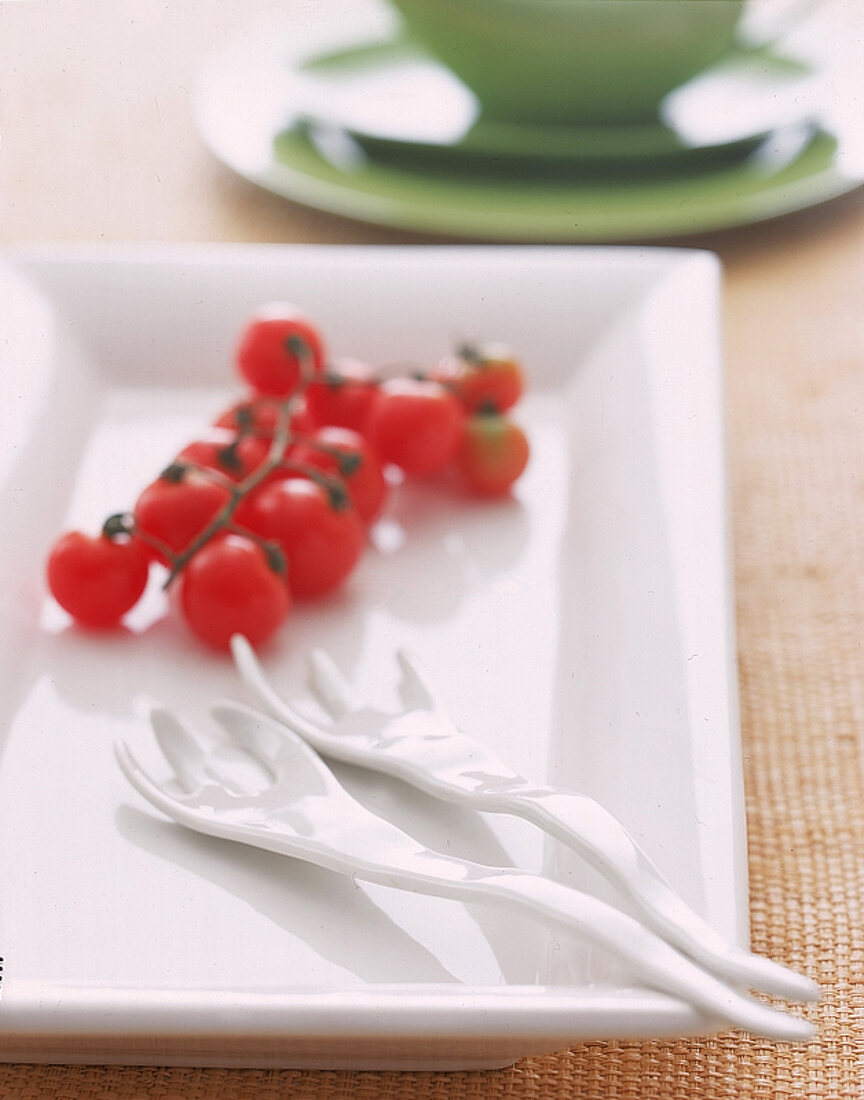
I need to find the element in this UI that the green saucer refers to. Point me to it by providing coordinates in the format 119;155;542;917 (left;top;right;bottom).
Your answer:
272;124;847;240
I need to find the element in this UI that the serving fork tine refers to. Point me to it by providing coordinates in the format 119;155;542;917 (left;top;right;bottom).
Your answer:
115;704;813;1041
230;634;818;1004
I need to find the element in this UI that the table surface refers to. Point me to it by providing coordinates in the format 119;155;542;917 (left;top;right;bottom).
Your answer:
2;3;863;1098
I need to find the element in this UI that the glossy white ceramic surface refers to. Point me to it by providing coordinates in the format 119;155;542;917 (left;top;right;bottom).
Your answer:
0;244;745;1068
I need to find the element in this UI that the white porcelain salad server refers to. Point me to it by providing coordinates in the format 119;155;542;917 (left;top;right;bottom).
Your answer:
230;635;817;1004
115;703;813;1041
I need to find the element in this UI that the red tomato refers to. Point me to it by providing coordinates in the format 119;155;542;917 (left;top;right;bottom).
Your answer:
437;344;524;414
366;378;464;476
46;531;150;628
214;398;279;434
177;432;271;483
235;304;326;397
214;396;314;437
304;358;380;433
456;413;530;495
288;426;388;524
285;395;318;435
134;470;232;563
237;477;364;598
179;533;290;650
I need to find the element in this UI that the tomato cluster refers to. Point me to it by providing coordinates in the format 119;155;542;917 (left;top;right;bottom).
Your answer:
45;306;530;650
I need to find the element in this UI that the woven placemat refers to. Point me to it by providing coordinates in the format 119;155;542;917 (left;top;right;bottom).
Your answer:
2;227;863;1098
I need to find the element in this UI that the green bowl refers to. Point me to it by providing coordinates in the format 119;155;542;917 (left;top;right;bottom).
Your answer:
387;0;749;125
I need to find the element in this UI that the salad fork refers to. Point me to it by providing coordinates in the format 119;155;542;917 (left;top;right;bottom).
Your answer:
115;703;813;1040
230;634;817;1004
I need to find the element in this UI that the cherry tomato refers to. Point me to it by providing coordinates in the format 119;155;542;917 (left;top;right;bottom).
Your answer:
179;533;290;650
436;344;524;413
213;396;313;437
177;432;271;483
214;398;279;434
366;378;464;476
237;477;364;598
456;413;530;496
235;304;326;398
134;469;232;563
284;395;318;435
304;358;380;434
289;426;388;524
46;531;150;628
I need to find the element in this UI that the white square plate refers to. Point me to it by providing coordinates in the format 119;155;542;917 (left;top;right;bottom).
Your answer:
0;244;744;1070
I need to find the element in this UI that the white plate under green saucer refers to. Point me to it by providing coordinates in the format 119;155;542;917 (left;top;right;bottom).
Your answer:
194;0;864;241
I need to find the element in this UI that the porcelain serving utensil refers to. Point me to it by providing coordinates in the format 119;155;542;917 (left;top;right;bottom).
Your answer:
115;703;813;1040
230;635;817;1004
